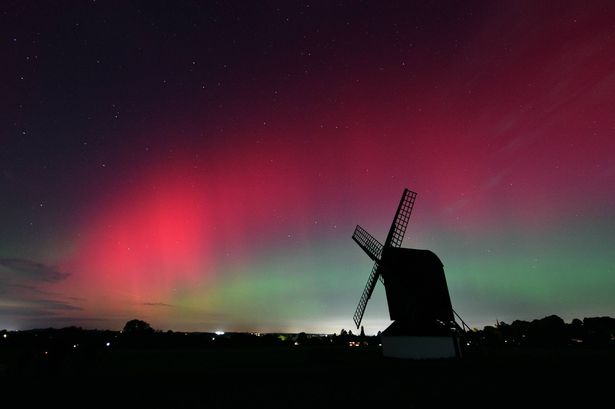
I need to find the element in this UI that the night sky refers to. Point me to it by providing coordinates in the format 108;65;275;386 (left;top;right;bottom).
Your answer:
2;1;615;333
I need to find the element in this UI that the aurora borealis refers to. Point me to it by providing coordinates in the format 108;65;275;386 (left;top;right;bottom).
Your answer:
2;1;615;334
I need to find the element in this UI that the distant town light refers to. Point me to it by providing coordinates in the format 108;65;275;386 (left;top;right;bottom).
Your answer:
106;342;111;347
73;344;78;348
212;337;215;341
215;331;225;336
2;334;6;338
294;341;299;346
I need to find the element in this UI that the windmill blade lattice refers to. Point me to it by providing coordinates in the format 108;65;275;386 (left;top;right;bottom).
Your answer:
352;189;418;329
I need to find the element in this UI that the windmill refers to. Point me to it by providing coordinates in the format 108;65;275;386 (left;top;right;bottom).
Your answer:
351;188;462;359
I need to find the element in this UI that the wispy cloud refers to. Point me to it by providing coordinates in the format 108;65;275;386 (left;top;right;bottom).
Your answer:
0;258;80;328
0;299;82;315
67;296;85;302
485;169;509;190
0;258;70;283
143;302;174;308
1;283;49;295
442;198;470;215
34;299;82;311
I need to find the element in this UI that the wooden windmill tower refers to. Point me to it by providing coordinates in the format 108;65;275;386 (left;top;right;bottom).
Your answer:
352;188;462;359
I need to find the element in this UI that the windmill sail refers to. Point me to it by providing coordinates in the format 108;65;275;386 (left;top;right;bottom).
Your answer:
352;189;418;329
353;262;381;328
384;189;417;248
352;225;383;261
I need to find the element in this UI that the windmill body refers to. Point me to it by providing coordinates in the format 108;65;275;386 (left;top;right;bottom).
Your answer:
352;189;461;359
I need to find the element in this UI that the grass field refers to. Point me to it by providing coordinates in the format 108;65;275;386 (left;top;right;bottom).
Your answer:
2;344;613;407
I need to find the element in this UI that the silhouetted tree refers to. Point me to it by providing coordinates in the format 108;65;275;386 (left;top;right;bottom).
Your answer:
527;315;566;346
483;325;503;346
511;320;530;336
568;318;584;341
360;326;365;338
583;317;615;346
123;319;154;334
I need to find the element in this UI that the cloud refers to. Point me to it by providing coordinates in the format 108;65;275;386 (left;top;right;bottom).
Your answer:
0;283;48;295
442;198;470;215
0;314;107;330
143;302;174;308
67;296;85;302
0;298;81;315
0;258;70;283
34;299;83;311
0;258;81;328
485;169;508;189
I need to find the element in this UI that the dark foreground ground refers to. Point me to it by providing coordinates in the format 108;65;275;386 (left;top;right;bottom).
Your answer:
1;344;613;407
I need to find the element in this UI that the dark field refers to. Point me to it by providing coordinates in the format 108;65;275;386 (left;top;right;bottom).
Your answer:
2;342;613;407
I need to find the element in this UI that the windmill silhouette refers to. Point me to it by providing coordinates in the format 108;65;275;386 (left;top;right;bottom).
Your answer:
352;188;462;358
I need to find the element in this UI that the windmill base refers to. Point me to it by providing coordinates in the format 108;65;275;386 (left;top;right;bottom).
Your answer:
381;335;459;359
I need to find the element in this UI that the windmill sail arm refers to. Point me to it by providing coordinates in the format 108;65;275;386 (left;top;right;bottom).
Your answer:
352;225;383;261
353;262;381;328
383;189;417;248
351;188;416;329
